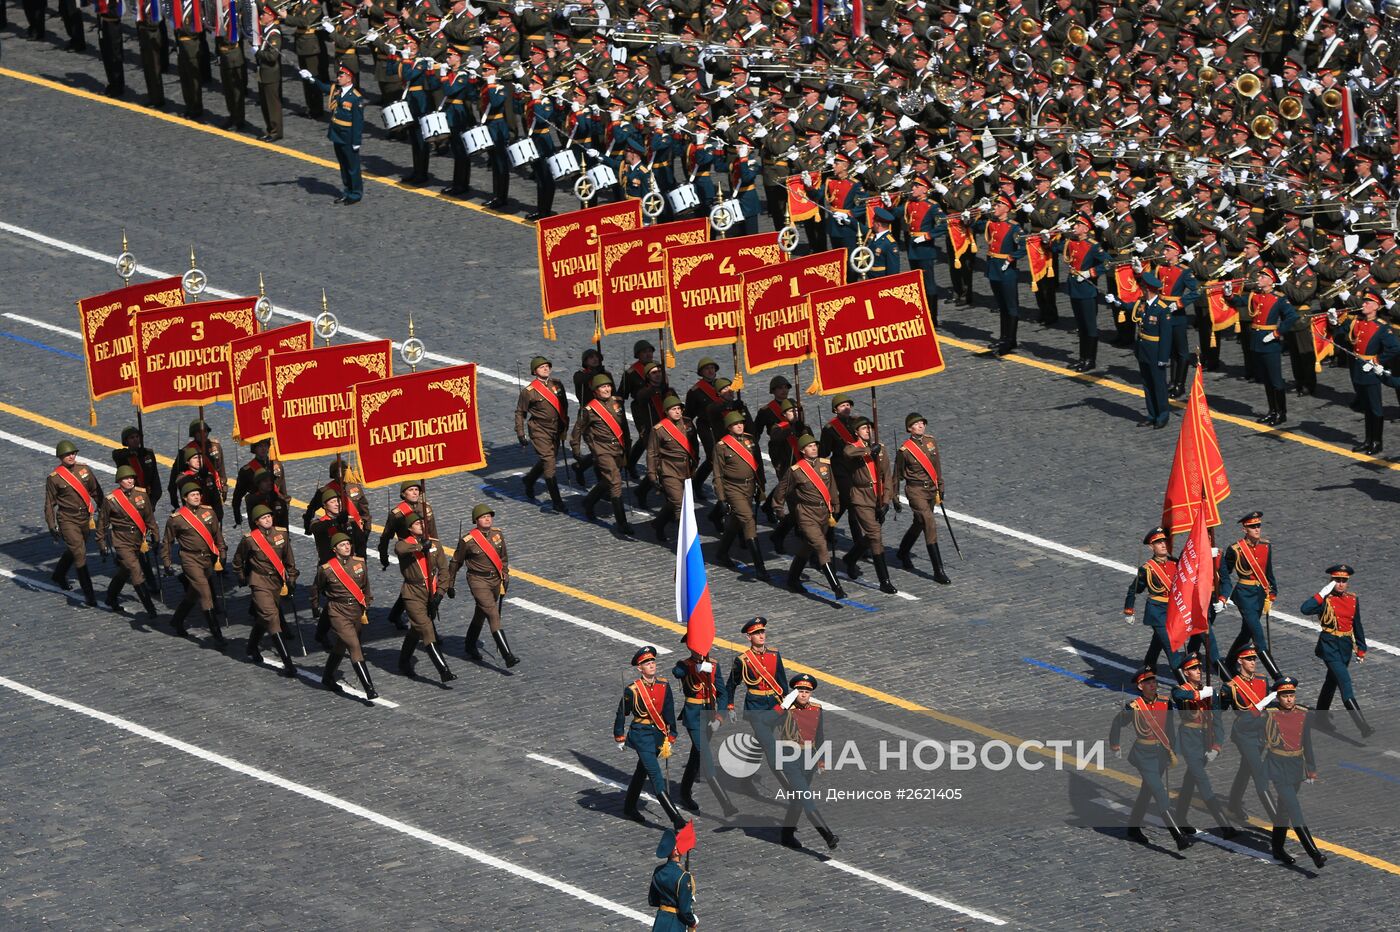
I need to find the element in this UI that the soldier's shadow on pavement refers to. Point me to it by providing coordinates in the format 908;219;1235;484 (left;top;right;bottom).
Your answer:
287;175;345;201
49;70;107;94
1317;476;1400;504
0;528;53;567
1059;394;1151;427
1065;773;1191;860
1064;637;1137;690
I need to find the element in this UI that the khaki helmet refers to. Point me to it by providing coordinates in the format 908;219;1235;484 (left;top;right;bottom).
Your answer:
55;440;78;457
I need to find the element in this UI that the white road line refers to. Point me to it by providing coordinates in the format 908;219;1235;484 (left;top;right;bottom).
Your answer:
2;221;1395;654
507;597;673;653
0;565;88;603
822;859;1007;926
528;753;1004;925
1060;646;1139;675
1384;750;1400;761
291;665;400;709
1091;797;1277;862
0;673;649;925
1;429;117;471
2;311;81;338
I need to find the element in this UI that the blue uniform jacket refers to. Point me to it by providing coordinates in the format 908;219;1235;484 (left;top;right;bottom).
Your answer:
868;229;901;277
315;80;363;147
1132;297;1174;364
1334;317;1400;387
648;861;697;930
613;678;678;751
1216;538;1277;605
904;200;946;261
727;649;788;711
1059;238;1107;298
1300;589;1367;660
976;218;1025;282
1229;291;1300;353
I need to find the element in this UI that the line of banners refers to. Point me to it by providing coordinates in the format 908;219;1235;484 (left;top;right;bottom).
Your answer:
74;281;486;487
536;205;947;395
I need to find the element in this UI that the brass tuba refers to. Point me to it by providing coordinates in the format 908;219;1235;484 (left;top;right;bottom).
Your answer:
1235;73;1262;98
1279;96;1304;120
1321;87;1344;109
1250;113;1277;139
1067;24;1088;47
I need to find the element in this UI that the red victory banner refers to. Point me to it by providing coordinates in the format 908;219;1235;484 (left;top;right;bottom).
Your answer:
1165;500;1214;652
267;340;392;461
133;298;259;412
77;276;186;406
598;217;709;336
228;322;315;443
1025;235;1054;292
740;249;846;374
808;270;945;394
666;232;782;351
352;363;487;487
536;200;643;334
1161;367;1231;535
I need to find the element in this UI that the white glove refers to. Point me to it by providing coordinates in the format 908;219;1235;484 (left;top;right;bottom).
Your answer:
1057;177;1074;191
352;145;360;151
1020;202;1033;213
635;105;649;120
1363;362;1375;373
1182;250;1195;263
1124;611;1135;623
957;1;971;11
728;709;738;723
753;124;768;139
616;741;627;752
320;20;334;32
299;69;314;81
1253;690;1278;712
1157;94;1171;106
1319;580;1337;597
1114;746;1123;758
1204;748;1219;763
1092;77;1103;89
714;118;730;132
365;29;379;41
933;182;948;195
1215;599;1231;613
1095;217;1109;230
938;151;952;162
787;110;798;124
1131;258;1143;273
1338;290;1351;302
898;115;917;131
1133;241;1147;254
1086;26;1098;39
1272;74;1283;88
960;209;971;221
1262;331;1277;343
586;147;600;158
1197;686;1215;699
698;661;713;672
674;115;687;129
717;86;732;100
1105;294;1118;305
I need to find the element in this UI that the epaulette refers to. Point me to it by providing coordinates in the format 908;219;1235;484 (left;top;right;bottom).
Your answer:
818;457;831;465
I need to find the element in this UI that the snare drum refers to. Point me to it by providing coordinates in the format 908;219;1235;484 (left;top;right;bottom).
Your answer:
419;111;449;141
507;138;540;168
716;197;744;223
586;164;618;189
667;183;700;214
381;100;413;131
546;149;580;180
461;125;493;154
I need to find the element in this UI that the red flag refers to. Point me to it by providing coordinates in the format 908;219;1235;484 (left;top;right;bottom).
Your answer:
1165;501;1213;652
1161;367;1231;535
675;820;697;855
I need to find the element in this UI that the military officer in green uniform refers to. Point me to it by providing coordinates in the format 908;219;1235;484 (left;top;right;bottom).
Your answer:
1109;668;1193;851
303;64;364;204
1132;272;1174;429
283;0;327;116
614;645;688;828
45;439;102;607
1264;676;1326;868
1169;654;1239;838
712;410;768;580
672;638;736;816
254;4;285;141
1221;647;1279;825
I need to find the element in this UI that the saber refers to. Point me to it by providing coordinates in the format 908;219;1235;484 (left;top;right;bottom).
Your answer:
284;587;309;658
939;499;962;557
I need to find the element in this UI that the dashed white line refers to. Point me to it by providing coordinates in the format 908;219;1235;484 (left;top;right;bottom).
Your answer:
1060;646;1139;675
507;597;673;653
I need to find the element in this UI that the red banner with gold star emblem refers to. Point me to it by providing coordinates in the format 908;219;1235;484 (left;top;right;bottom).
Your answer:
666;232;782;351
352;363;486;487
598;217;709;336
807;270;945;394
740;249;846;374
77;276;186;407
228;322;315;443
536;201;643;335
266;340;392;461
133;298;259;412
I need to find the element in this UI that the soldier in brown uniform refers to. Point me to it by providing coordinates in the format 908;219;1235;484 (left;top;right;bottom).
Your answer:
112;426;160;500
302;460;372;556
161;481;228;646
309;485;352;564
392;514;454;684
841;417;897;594
377;478;437;629
570;372;635;538
893;413;951;584
45;440;103;607
773;433;846;600
96;464;159;617
230;438;286;526
515;355;570;514
644;394;697;543
447;503;520;667
315;531;379;700
170;419;227;515
232;504;299;677
712;410;768;581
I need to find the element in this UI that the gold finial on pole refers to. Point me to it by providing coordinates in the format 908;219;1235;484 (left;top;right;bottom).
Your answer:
258;272;266;297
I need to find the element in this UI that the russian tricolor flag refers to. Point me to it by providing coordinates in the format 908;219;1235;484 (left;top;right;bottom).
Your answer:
676;478;715;656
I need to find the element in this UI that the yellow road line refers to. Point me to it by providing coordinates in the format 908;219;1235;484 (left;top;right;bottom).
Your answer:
0;67;533;229
5;395;1397;874
3;63;1394;470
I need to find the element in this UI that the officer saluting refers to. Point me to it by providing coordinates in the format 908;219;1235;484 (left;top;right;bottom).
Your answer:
302;64;364;204
231;504;299;678
647;827;698;930
614;645;688;829
315;531;378;700
515;356;570;514
447;504;520;667
96;464;159;618
394;515;455;684
45;439;103;607
1109;668;1193;851
1300;564;1373;738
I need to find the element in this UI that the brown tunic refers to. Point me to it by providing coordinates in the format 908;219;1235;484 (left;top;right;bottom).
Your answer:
895;433;944;545
395;535;446;643
449;527;510;634
712;432;766;539
515;377;570;479
774;456;839;563
97;486;156;585
232;526;300;633
45;462;102;567
315;555;372;661
160;505;226;611
646;416;698;511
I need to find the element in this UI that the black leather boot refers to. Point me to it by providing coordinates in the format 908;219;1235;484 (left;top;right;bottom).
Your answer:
786;551;809;591
780;825;801;849
633;475;652;507
170;591;194;637
424;642;457;682
810;810;839;849
651;504;674;542
770;514;793;553
51;552;74;590
387;596;408;630
842;540;865;579
269;631;297;677
896;525;919;569
105;566;130;610
351;660;379;700
747;539;770;581
1082;336;1098;371
1126;826;1149;844
708;776;739;817
545;477;568;513
872;553;898;594
493;629;520;667
205;609;227;649
137;585;159;618
1160;811;1192;851
246;623;266;664
819;562;847;600
1343;698;1375;739
1271;826;1295;864
1296;826;1326;868
1205;798;1240;839
657;792;688;829
1256;386;1277;424
75;566;98;607
678;752;700;811
322;653;345;693
1274;390;1287;425
714;524;738;567
612;497;635;538
622;765;646;822
522;461;543;501
581;484;604;521
928;544;951;584
398;631;421;674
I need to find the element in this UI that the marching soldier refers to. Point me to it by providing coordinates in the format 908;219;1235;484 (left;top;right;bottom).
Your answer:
515;355;570;514
614;645;688;829
303;461;370;555
1300;564;1373;738
1169;655;1239;838
712;410;768;580
893;413;950;584
230;438;285;526
170;419;227;515
726;617;788;777
778;673;839;851
672;639;737;816
254;3;285;141
684;357;723;490
644;394;698;543
244;469;289;534
314;531;379;700
447;503;520;667
903;175;945;324
1124;527;1181;676
1108;669;1193;851
648;828;699;930
94;0;125;98
1217;511;1282;679
308;486;352;567
45;440;102;607
95;465;159;617
840;416;897;594
1221;647;1279;825
773;433;846;599
1264;677;1327;868
818;393;858;544
231;503;299;677
302;64;365;204
161;481;228;646
631;362;672;486
394;515;456;684
1331;291;1400;454
377;479;436;629
1131;272;1174;429
570;372;635;538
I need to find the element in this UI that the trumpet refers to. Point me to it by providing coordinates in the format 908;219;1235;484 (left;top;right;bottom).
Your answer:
1321;87;1344;109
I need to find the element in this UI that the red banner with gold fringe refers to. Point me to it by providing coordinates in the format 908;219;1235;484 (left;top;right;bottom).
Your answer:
666;232;782;351
598;217;709;335
266;340;392;461
740;249;846;374
807;270;946;394
228;322;315;442
352;363;486;487
133;298;259;412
